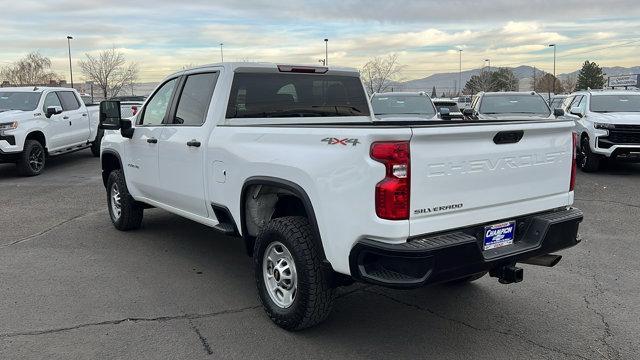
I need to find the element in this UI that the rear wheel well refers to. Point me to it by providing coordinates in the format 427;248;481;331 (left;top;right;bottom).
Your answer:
101;152;122;187
25;131;46;151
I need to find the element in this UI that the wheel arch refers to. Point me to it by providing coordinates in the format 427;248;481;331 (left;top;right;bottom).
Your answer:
101;150;123;188
25;131;47;150
240;176;327;263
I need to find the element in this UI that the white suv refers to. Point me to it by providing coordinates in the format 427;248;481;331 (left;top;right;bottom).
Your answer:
564;90;640;172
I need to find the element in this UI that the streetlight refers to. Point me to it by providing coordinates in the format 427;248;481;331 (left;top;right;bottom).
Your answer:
484;59;491;73
458;49;463;95
324;39;328;66
220;43;224;62
549;44;557;95
66;36;74;88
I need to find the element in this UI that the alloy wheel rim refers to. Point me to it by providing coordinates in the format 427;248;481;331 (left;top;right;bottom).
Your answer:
28;146;44;172
110;183;122;220
263;241;297;308
580;140;589;167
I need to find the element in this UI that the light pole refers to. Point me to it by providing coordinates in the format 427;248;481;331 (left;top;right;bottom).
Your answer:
66;36;74;88
324;39;328;66
458;49;463;95
549;44;556;95
220;43;224;62
484;59;491;73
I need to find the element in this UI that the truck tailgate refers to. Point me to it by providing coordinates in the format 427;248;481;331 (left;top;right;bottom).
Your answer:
409;120;574;237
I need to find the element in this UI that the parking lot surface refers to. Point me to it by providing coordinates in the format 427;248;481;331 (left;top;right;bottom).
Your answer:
0;150;638;359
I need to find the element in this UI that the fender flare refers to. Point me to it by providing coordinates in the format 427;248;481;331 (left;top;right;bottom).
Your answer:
240;176;328;263
101;149;123;187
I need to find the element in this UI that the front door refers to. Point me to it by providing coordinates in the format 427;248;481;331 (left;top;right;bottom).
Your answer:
124;78;179;199
42;92;68;151
157;72;219;218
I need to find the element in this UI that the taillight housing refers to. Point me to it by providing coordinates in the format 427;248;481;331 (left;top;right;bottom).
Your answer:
570;132;577;191
131;106;138;116
370;141;410;220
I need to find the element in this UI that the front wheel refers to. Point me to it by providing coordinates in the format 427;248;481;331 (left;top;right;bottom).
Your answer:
578;136;602;172
16;140;46;176
106;169;143;230
254;216;334;331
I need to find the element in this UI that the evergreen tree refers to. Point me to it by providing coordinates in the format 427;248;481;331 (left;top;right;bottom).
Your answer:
576;61;606;90
431;86;437;98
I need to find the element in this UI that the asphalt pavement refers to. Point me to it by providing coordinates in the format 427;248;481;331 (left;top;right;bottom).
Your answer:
1;150;638;359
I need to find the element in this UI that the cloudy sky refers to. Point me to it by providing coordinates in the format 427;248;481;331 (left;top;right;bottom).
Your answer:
1;0;639;82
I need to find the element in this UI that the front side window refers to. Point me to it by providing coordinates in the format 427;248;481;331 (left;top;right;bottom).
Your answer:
139;78;178;125
42;92;62;112
590;95;640;113
58;91;81;111
172;73;218;126
0;92;41;111
371;95;436;116
479;94;551;116
226;73;369;119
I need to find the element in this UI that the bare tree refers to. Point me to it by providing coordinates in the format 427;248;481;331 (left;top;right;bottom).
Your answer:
0;52;61;85
534;73;564;94
79;48;138;99
562;74;577;93
361;54;404;94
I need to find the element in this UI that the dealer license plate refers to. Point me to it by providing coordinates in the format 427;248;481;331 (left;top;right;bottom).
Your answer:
483;221;516;250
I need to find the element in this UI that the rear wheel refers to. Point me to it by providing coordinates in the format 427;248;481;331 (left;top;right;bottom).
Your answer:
578;136;602;172
17;140;46;176
254;216;334;331
106;169;143;230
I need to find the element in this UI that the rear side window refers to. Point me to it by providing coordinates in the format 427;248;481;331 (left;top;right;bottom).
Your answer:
58;91;81;111
226;73;370;119
172;72;219;126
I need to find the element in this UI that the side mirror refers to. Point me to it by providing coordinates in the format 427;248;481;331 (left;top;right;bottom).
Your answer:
46;106;63;118
99;100;122;130
553;108;565;117
463;108;474;116
570;107;584;118
439;108;451;117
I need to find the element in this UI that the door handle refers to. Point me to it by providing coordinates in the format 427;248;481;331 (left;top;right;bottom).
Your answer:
63;116;69;120
82;113;88;117
147;138;158;144
187;139;201;147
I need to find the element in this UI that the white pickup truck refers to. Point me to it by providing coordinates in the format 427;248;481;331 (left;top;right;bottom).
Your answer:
0;87;102;176
99;63;583;330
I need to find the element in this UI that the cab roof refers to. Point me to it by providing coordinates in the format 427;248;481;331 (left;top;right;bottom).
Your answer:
165;62;360;80
0;86;73;93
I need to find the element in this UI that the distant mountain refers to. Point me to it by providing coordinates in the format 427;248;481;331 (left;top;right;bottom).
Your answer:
396;65;640;93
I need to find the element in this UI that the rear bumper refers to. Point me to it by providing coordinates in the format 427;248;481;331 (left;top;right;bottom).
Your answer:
349;207;583;288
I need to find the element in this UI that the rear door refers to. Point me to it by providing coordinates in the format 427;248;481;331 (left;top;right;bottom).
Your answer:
157;71;219;218
408;120;575;236
57;91;89;144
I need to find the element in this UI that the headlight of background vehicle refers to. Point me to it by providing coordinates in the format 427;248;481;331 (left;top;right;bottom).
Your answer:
594;122;615;130
0;121;18;134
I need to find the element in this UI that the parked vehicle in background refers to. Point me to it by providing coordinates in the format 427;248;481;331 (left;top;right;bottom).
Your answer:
457;95;472;109
0;87;101;176
99;63;582;331
109;96;147;119
432;98;465;120
549;95;567;111
563;90;640;172
464;92;563;121
370;92;438;120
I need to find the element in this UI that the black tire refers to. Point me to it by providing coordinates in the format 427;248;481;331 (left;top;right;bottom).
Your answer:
254;216;334;331
444;271;487;285
91;129;104;157
106;169;143;231
16;140;46;176
578;136;602;172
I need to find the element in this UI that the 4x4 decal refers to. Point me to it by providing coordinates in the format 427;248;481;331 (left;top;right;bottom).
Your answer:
321;137;360;146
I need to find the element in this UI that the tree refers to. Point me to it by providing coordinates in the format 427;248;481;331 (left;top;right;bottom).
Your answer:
576;61;606;90
361;54;403;94
440;92;446;98
490;68;519;92
463;71;493;94
431;86;437;98
0;52;61;85
562;74;577;93
534;73;564;94
79;47;138;99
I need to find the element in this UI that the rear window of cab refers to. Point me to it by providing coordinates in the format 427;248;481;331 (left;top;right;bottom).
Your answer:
226;73;370;119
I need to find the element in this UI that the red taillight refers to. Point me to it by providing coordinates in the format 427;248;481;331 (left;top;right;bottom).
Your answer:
570;132;577;191
131;106;138;116
370;141;410;220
